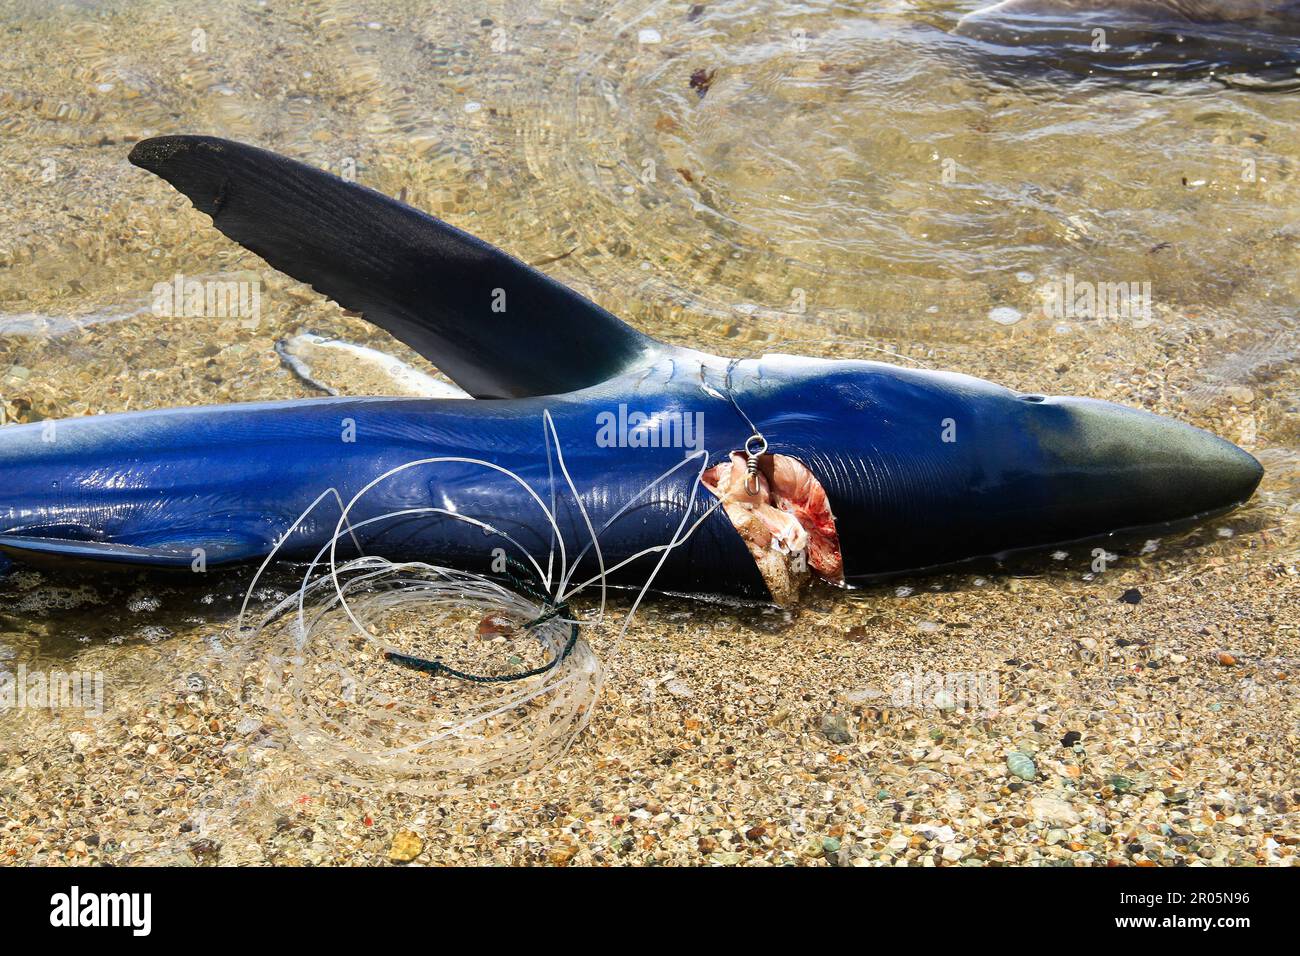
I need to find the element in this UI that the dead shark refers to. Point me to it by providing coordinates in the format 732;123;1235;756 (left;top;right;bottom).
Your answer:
0;136;1265;603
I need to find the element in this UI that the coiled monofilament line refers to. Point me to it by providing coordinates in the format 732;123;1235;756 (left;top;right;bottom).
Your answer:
230;410;723;794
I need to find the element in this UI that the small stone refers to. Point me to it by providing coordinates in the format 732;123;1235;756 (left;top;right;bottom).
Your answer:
188;838;220;863
818;713;854;745
547;844;579;866
844;686;884;704
664;679;694;699
477;613;515;638
1119;588;1142;605
1216;652;1238;666
822;836;841;854
1030;796;1081;827
235;717;262;736
1060;730;1082;747
1046;828;1068;846
1007;752;1037;781
689;67;716;98
388;830;423;863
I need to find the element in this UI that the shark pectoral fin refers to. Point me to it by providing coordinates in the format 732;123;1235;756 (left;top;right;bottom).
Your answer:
128;135;658;400
0;534;263;572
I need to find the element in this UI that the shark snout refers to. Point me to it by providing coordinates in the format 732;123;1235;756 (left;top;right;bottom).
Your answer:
1034;396;1263;529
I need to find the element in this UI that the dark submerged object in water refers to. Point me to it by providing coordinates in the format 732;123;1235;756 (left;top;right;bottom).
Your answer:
954;0;1300;88
0;136;1264;601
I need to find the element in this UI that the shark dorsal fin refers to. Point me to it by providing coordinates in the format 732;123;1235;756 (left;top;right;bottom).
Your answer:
129;135;655;399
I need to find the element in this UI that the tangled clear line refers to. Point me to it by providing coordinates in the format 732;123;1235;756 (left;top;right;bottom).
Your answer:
226;410;724;795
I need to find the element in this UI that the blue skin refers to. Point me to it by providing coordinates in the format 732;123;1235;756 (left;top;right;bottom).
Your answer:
0;136;1264;599
0;347;1263;600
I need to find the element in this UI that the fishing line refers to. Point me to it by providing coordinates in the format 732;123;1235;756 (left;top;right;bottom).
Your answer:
231;410;719;794
721;358;769;495
367;410;598;685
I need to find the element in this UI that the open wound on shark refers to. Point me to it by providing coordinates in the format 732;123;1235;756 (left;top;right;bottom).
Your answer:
703;453;843;607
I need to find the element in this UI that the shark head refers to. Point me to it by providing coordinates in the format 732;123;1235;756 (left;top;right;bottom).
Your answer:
727;355;1263;581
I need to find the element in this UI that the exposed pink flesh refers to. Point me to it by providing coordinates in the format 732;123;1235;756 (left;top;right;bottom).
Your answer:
702;453;845;591
762;454;843;582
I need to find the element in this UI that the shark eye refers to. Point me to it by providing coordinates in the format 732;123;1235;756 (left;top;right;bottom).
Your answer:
1020;393;1047;403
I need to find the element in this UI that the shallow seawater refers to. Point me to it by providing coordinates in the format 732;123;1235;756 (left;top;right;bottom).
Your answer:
0;0;1297;863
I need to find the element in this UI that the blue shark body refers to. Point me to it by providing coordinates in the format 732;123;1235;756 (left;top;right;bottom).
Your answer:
0;137;1264;600
0;350;1261;599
